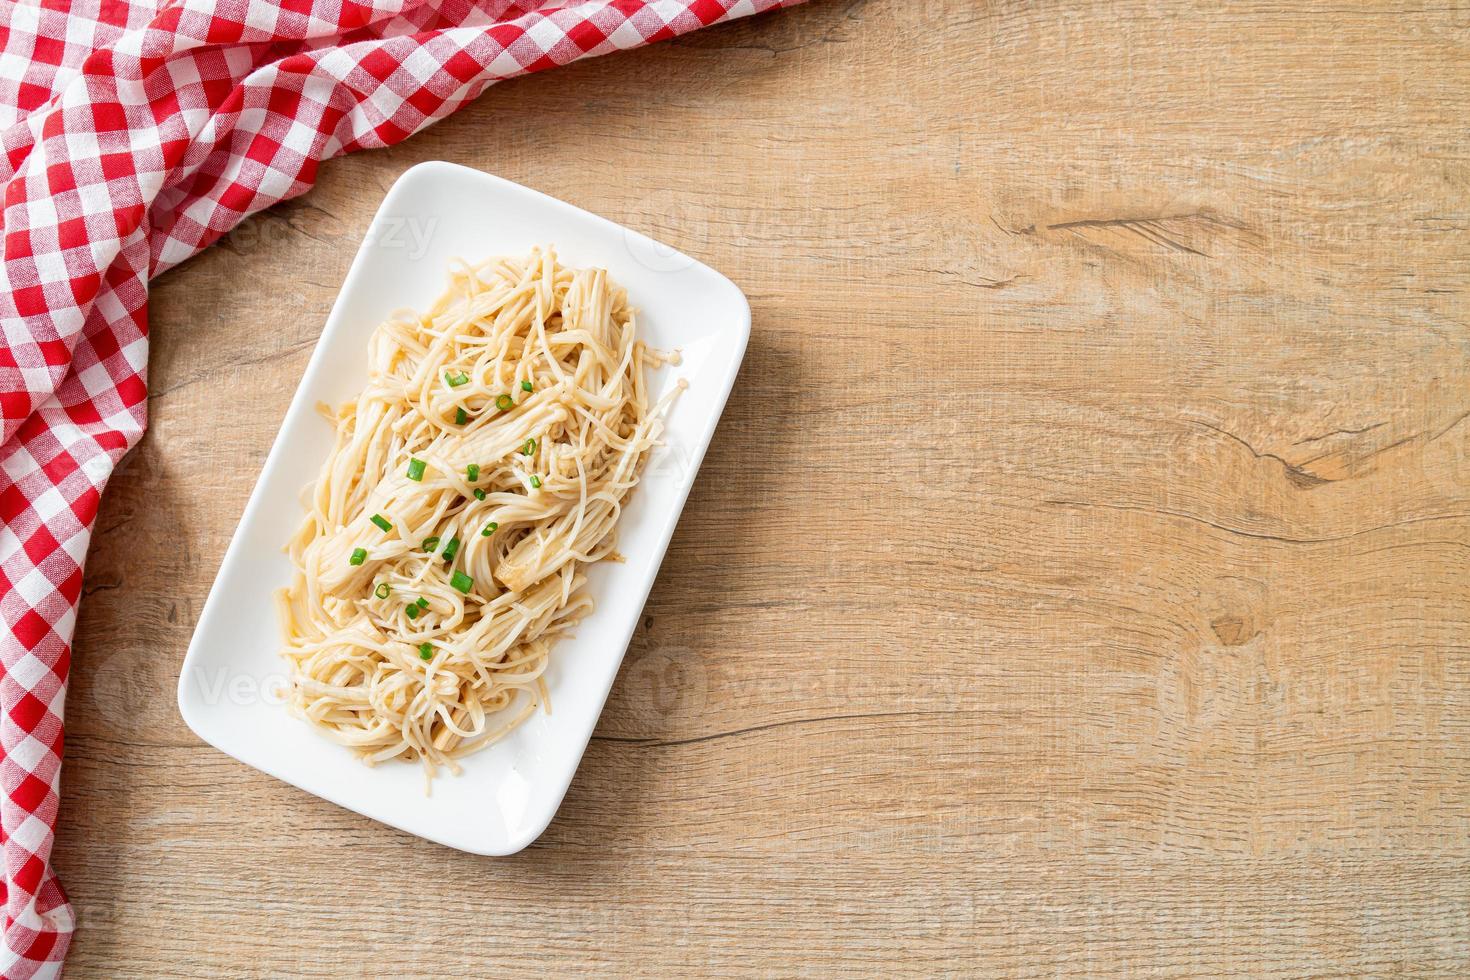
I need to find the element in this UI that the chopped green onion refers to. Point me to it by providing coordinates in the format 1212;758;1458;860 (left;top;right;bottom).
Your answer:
422;536;440;552
455;407;468;425
445;371;470;388
495;393;513;411
466;463;480;482
529;475;542;489
406;458;426;481
450;571;474;594
406;604;419;620
418;643;434;661
416;596;428;609
474;488;486;501
442;537;461;561
349;547;367;566
482;522;498;537
520;380;533;392
370;513;392;532
374;582;390;599
521;438;536;456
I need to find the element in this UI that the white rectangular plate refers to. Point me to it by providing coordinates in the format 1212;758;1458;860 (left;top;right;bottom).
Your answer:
177;161;749;854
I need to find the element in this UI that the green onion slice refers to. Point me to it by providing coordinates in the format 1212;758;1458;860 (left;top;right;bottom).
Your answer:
466;463;480;482
521;438;536;456
529;475;542;489
482;522;498;537
416;596;429;609
418;643;434;661
455;407;468;425
406;604;419;620
442;537;461;561
445;371;470;388
422;536;440;552
520;380;533;392
370;513;392;532
374;582;390;599
450;571;473;594
349;547;367;566
495;393;513;411
474;488;486;501
406;458;426;481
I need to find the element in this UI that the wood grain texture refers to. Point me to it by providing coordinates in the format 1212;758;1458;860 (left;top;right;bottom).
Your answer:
54;0;1470;975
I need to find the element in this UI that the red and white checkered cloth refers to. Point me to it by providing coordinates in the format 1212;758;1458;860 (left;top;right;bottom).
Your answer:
0;0;799;974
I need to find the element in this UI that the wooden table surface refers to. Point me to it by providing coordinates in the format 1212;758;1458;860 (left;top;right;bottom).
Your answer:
55;0;1470;976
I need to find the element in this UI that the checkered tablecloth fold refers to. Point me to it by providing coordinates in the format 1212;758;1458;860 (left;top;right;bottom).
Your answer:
0;1;799;975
